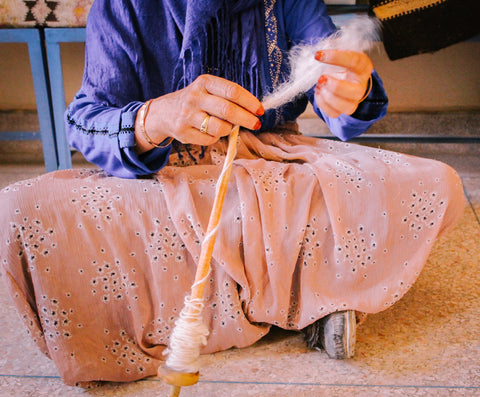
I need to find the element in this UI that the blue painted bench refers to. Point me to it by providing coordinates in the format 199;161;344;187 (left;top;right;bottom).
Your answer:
0;28;57;171
0;0;92;171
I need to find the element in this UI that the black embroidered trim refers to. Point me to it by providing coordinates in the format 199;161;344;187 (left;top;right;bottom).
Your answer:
66;113;134;137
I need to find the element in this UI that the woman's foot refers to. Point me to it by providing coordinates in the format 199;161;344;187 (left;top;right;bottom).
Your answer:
303;310;356;359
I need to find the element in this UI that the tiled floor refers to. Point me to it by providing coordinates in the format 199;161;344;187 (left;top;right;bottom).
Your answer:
0;112;479;396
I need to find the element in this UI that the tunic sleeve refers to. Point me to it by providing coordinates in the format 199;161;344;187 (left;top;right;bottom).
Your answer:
64;0;172;178
282;0;389;140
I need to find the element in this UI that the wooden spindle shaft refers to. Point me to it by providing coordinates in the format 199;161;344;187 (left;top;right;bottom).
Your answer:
159;126;241;395
190;125;240;302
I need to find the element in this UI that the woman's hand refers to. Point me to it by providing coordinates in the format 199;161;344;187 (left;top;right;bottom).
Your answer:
314;49;373;119
135;74;264;153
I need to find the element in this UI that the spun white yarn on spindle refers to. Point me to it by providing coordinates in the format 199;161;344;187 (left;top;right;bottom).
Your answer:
164;133;238;374
262;16;380;111
163;296;209;373
164;220;221;373
164;295;210;373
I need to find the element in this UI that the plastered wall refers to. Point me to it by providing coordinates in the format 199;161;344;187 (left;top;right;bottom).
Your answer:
0;41;479;112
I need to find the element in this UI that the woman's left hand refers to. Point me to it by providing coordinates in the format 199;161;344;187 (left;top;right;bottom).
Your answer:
314;49;373;118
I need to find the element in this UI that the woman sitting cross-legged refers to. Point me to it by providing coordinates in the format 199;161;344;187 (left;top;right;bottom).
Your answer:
0;0;464;386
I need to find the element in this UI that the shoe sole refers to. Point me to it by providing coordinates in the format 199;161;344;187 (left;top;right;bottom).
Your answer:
323;310;356;359
344;310;356;359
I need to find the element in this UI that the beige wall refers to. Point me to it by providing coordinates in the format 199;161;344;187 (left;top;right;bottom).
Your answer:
0;41;479;112
371;41;480;112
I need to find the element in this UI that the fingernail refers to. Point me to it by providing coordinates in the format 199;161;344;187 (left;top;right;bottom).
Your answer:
315;51;324;61
317;75;327;87
256;105;265;116
254;120;261;130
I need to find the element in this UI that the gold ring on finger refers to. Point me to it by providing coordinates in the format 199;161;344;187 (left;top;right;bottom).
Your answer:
200;114;210;135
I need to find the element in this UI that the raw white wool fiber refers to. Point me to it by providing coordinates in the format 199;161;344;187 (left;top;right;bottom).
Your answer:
262;16;380;110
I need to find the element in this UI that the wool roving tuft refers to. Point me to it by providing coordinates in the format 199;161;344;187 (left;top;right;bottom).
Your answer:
262;16;380;111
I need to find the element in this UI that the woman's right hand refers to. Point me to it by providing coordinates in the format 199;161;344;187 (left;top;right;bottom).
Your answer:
135;74;264;153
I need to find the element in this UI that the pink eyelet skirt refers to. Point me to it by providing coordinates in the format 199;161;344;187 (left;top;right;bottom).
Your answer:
0;131;464;385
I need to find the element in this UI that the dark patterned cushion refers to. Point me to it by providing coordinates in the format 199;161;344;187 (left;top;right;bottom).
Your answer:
0;0;93;28
370;0;480;60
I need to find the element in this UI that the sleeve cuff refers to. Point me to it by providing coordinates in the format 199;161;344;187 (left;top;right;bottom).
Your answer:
311;70;388;141
118;103;173;177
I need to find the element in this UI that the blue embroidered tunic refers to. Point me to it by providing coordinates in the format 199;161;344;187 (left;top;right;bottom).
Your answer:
66;0;388;178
